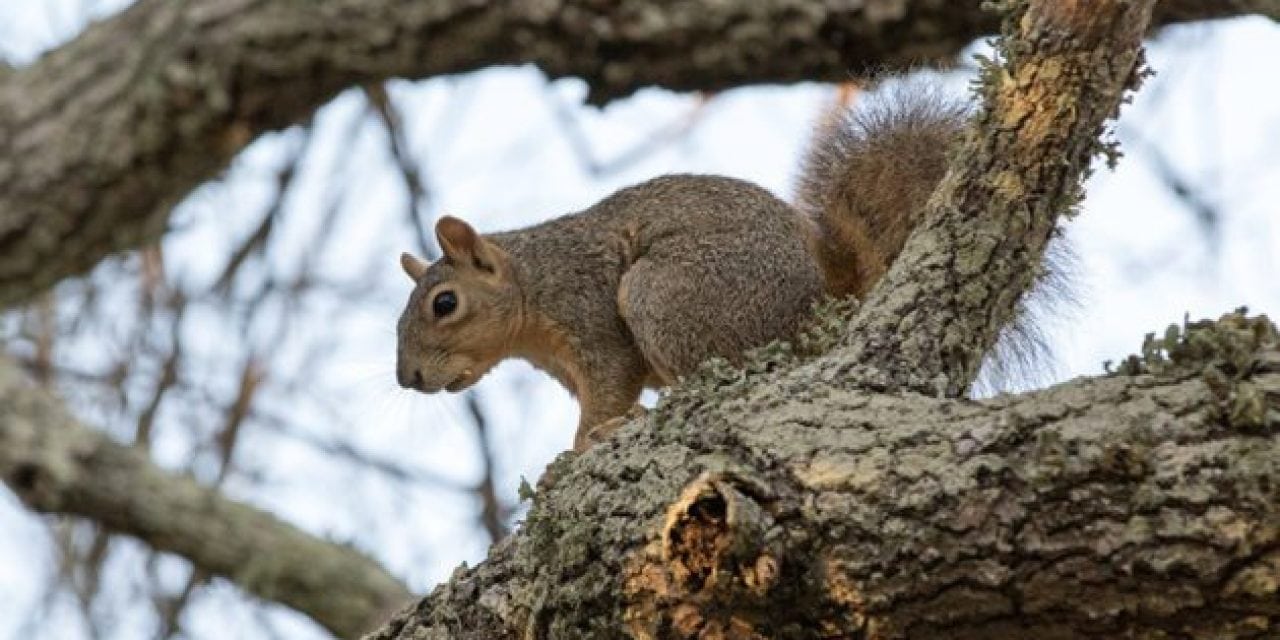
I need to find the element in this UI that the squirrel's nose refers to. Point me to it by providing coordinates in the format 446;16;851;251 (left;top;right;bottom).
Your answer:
397;366;425;391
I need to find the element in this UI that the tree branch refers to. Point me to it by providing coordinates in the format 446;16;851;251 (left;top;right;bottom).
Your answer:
0;0;1273;308
371;311;1280;639
354;1;1280;637
0;357;412;639
831;0;1156;396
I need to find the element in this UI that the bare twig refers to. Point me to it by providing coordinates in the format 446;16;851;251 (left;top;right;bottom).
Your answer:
0;358;413;638
364;84;434;257
214;125;314;296
464;394;509;543
1123;125;1222;252
134;293;186;449
213;355;264;485
1;0;1267;307
546;88;712;177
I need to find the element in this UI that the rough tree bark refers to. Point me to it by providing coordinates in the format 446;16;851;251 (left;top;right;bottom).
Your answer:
0;0;1275;308
0;0;1276;638
830;0;1154;397
0;357;412;639
372;311;1280;639
364;0;1278;638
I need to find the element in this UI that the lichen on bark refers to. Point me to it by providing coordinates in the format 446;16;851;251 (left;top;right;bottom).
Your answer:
363;1;1280;637
370;308;1280;639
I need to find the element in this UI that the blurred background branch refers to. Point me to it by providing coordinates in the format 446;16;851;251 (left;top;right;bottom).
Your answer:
0;356;412;638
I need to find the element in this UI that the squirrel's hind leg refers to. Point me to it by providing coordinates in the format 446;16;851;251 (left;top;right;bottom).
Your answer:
617;243;822;383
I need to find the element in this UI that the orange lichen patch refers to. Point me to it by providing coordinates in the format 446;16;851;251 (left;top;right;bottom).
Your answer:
822;557;873;635
999;58;1074;157
988;169;1027;204
671;603;704;637
1022;0;1146;51
664;482;731;590
741;553;779;597
622;542;672;640
693;617;767;640
1223;550;1280;599
1024;0;1090;34
623;473;782;639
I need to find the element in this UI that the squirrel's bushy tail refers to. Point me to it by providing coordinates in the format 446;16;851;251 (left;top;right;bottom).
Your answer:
796;81;968;300
795;80;1079;394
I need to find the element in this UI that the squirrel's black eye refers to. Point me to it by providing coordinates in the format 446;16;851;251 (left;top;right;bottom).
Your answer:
431;291;458;318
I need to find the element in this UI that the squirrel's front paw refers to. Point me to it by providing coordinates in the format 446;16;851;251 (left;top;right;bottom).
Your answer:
574;405;649;452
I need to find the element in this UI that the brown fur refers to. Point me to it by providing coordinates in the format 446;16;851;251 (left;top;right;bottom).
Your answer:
795;82;968;298
396;86;985;450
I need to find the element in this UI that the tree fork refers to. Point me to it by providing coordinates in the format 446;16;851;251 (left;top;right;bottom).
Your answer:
372;309;1280;638
829;0;1155;396
360;1;1277;638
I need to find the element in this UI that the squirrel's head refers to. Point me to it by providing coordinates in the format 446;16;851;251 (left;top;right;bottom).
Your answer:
395;216;520;395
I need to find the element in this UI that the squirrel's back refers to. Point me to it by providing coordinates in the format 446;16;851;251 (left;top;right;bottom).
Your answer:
492;173;824;373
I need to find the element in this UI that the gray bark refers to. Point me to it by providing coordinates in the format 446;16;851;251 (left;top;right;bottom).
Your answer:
1;0;1277;637
361;1;1280;637
370;311;1280;639
831;0;1156;397
0;357;412;639
0;0;1275;309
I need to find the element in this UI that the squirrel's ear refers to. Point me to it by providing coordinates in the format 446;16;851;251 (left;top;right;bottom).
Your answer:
436;216;479;262
436;215;503;273
400;252;429;281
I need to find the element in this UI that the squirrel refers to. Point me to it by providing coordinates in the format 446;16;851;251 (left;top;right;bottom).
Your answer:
395;83;1059;451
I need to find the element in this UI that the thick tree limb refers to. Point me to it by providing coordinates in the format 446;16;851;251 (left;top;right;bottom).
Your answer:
359;1;1280;637
371;312;1280;639
831;0;1156;396
0;0;1274;308
0;357;412;639
1;0;1275;636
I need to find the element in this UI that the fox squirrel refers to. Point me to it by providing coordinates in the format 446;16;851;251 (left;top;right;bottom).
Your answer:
396;84;1026;451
